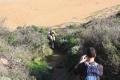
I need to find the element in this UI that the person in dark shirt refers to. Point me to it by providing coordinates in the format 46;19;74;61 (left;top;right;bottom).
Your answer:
74;47;103;80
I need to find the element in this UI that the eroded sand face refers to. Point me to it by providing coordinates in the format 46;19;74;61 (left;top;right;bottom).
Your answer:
0;0;120;29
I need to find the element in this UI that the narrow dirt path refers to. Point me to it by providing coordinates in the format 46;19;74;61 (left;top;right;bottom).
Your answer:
47;50;67;80
47;49;80;80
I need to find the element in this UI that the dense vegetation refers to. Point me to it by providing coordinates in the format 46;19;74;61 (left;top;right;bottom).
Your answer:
0;7;120;80
55;12;120;80
0;26;53;80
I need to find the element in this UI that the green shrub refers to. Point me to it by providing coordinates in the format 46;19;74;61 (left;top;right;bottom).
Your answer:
70;46;80;55
55;35;78;52
28;59;52;80
7;33;17;46
66;45;80;69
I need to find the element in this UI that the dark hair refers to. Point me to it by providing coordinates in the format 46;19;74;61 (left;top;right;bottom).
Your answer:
86;47;96;58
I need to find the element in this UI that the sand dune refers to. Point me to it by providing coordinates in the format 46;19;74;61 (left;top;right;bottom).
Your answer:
0;0;120;29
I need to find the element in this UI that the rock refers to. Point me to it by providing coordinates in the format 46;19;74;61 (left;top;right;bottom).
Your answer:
0;58;9;65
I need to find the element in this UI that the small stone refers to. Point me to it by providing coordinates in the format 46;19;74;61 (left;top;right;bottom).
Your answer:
0;58;8;65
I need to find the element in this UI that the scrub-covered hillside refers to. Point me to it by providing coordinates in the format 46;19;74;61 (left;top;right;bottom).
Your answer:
0;5;119;80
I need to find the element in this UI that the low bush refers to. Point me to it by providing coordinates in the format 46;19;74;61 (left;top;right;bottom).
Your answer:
55;35;78;52
28;58;52;80
54;15;120;80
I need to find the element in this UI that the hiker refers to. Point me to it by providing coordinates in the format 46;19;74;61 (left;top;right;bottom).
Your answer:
48;30;56;48
74;47;103;80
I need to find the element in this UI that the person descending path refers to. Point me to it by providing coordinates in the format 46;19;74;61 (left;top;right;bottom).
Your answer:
74;47;103;80
48;30;56;49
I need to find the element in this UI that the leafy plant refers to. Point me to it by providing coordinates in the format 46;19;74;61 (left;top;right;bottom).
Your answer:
28;58;52;80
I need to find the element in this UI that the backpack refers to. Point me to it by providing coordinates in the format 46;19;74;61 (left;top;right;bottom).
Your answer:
84;62;103;79
74;62;103;80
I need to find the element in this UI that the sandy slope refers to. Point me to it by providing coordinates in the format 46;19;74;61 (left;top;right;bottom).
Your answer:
0;0;120;30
